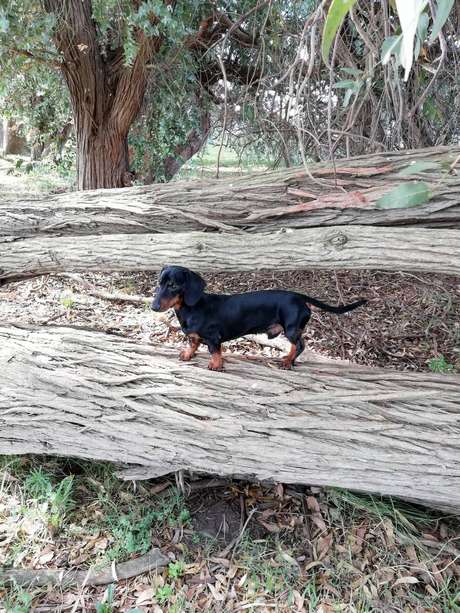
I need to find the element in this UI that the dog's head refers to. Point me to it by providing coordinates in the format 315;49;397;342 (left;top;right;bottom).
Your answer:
151;266;206;312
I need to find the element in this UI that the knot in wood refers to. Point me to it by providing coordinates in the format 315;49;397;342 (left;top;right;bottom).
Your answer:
195;242;204;252
326;231;348;249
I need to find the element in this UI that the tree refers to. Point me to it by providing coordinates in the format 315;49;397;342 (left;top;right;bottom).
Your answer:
0;0;306;189
1;1;457;189
0;64;72;162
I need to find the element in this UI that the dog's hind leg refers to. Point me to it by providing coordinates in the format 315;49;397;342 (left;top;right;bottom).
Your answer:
280;311;310;369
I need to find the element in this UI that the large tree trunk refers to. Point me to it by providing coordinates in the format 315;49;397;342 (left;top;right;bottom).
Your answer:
1;226;459;284
77;124;130;189
1;325;459;512
43;0;158;190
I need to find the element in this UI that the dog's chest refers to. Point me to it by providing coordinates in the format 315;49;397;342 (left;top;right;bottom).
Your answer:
176;311;206;336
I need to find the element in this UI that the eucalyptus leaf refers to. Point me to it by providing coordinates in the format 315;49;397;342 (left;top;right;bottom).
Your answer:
333;80;358;89
398;161;441;175
417;11;429;41
376;181;431;209
381;35;402;64
341;67;363;76
322;0;358;64
343;88;354;107
395;0;428;81
429;0;454;43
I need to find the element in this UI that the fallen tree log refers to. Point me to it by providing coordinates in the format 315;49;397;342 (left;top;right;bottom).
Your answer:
1;226;459;284
1;146;460;239
1;325;459;512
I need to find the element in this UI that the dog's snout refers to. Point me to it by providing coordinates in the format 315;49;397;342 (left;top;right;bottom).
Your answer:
151;289;161;311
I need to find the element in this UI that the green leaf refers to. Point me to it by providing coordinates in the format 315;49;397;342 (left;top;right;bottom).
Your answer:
381;35;402;64
396;0;428;80
340;67;363;76
429;0;454;43
333;79;357;89
322;0;358;64
343;88;354;107
398;160;441;175
417;11;429;41
376;181;431;209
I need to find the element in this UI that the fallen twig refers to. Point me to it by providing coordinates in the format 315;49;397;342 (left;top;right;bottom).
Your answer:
58;273;150;306
0;548;169;588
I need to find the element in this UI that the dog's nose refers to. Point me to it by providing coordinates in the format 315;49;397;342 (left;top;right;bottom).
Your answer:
151;297;161;312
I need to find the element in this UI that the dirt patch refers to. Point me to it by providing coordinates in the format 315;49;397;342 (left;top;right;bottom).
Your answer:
190;496;242;544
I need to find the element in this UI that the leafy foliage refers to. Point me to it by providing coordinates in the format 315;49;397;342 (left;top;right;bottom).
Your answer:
104;492;190;561
0;0;458;183
428;354;455;373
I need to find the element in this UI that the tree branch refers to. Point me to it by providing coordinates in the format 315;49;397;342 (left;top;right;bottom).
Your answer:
110;32;161;134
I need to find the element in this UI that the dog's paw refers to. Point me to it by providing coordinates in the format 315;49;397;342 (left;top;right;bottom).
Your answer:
179;350;192;361
280;358;293;370
208;361;224;371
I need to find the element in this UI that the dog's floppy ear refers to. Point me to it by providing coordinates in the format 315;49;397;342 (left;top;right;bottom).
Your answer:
183;269;206;306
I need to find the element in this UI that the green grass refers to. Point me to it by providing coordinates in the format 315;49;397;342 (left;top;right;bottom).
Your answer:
2;584;33;613
428;354;455;373
95;584;115;613
1;154;74;194
175;142;273;180
101;487;190;562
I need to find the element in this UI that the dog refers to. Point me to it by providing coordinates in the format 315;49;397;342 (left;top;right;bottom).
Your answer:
151;265;366;371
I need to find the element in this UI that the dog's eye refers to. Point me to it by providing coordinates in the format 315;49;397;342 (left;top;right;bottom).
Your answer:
168;282;179;291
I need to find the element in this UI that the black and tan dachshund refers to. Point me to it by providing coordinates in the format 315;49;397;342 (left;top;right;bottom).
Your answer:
151;265;366;371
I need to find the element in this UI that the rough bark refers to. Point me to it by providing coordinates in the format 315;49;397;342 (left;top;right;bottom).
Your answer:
1;146;460;237
1;325;459;512
42;0;159;189
1;226;459;284
158;110;211;182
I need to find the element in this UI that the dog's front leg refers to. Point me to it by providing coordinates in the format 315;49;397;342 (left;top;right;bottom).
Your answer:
207;343;224;371
179;333;201;361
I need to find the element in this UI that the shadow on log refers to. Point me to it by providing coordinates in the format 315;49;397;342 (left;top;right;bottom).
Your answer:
1;325;459;513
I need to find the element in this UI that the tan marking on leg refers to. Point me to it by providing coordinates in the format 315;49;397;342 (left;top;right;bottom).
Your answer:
208;349;224;371
179;334;201;361
281;343;296;370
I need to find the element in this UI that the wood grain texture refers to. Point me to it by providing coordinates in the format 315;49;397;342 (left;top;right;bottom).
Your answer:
1;226;459;283
1;325;459;512
1;146;460;238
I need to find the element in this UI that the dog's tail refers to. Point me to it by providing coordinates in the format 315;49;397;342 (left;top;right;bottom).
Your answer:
304;295;367;314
